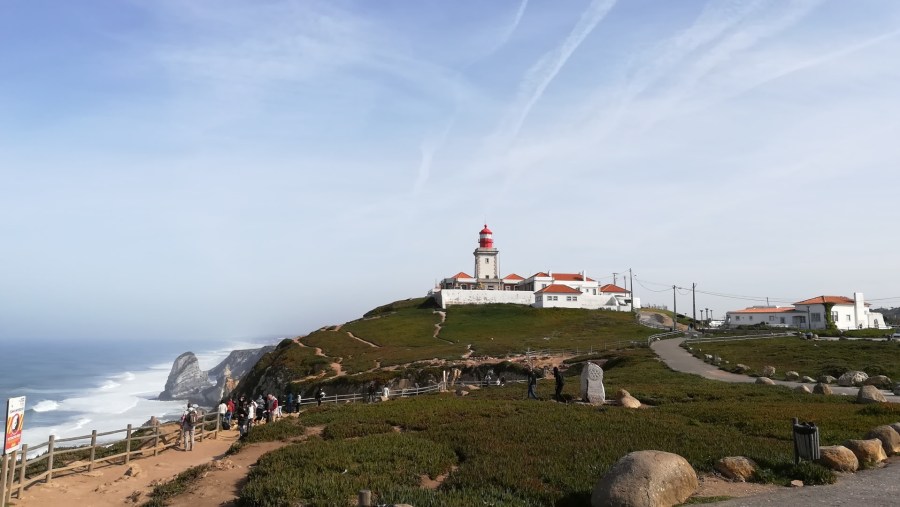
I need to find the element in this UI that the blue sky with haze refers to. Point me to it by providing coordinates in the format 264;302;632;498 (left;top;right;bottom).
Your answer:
3;0;900;343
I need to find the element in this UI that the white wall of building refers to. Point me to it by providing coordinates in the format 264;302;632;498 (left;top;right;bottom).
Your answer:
436;289;534;309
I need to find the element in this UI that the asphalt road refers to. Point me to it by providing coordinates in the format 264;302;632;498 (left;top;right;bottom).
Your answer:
712;457;900;506
650;337;899;402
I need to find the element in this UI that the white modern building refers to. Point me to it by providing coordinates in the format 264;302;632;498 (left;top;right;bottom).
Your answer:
431;225;636;311
725;293;886;330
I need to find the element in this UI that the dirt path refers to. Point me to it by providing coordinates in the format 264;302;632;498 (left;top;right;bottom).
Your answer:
345;331;380;348
432;310;454;344
167;425;325;507
14;430;240;507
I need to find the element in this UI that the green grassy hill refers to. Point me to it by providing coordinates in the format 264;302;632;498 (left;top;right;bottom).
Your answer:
234;297;655;397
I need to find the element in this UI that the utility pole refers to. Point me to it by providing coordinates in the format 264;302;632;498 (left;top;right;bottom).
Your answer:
629;268;634;313
692;282;697;327
613;272;618;285
672;285;677;331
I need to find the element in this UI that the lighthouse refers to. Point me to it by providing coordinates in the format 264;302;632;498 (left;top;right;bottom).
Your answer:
473;224;500;284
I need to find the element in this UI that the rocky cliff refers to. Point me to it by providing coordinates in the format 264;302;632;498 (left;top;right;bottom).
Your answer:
158;346;274;406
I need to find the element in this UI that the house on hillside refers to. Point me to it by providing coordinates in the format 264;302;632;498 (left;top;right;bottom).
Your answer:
430;225;638;311
725;293;887;330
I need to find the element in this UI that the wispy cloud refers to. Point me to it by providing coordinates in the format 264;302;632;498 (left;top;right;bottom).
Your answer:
494;0;618;147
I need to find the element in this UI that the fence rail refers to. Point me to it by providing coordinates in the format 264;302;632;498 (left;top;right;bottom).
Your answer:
0;411;221;506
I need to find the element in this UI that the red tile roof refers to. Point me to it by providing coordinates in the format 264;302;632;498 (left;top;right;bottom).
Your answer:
730;307;796;314
531;272;551;278
794;296;856;306
448;272;473;280
599;284;627;293
552;273;595;282
535;284;583;294
503;273;524;280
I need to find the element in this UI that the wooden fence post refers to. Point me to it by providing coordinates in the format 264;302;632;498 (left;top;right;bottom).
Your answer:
16;444;27;499
358;489;372;507
5;449;17;505
46;435;55;484
88;430;97;471
1;453;9;507
125;424;133;464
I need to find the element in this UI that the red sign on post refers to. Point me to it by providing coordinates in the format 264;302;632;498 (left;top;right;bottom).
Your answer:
4;396;26;455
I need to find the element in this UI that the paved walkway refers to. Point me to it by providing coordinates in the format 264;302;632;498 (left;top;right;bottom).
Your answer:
713;457;900;506
650;337;900;402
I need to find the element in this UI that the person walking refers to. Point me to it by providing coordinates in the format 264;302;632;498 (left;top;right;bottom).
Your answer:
286;392;294;414
266;394;275;424
315;386;325;406
553;366;564;403
527;369;539;400
181;404;198;451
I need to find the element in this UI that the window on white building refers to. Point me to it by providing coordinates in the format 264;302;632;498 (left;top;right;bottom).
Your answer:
592;289;596;295
735;316;740;321
831;311;838;322
769;316;775;322
780;317;785;324
566;296;577;301
811;313;822;322
846;315;851;321
485;258;489;263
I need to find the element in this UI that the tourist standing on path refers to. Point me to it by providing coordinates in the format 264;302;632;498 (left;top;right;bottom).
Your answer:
225;398;235;428
265;394;275;424
286;392;294;414
553;366;564;402
181;403;198;451
315;387;325;406
217;400;227;429
527;369;539;400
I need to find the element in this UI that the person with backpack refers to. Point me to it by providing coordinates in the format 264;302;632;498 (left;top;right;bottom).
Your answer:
315;387;325;406
181;404;199;451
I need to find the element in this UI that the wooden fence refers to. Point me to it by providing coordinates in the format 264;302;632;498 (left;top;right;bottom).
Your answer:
0;411;221;506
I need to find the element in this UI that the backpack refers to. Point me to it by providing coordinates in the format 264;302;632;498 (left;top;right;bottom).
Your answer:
189;410;200;426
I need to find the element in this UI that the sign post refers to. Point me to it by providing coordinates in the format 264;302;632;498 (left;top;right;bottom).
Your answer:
3;397;25;457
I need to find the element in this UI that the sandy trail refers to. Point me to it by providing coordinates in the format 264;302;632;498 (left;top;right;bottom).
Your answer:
167;425;324;507
14;430;240;507
345;331;379;348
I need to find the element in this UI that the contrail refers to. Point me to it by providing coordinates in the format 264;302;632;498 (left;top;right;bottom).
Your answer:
498;0;617;145
485;0;529;57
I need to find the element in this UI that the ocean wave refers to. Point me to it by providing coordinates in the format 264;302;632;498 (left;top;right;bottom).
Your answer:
100;380;120;390
32;400;60;413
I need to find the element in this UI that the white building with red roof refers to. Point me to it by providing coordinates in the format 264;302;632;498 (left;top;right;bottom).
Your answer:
725;293;886;330
432;225;636;311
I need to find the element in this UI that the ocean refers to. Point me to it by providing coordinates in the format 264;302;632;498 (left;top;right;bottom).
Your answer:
2;336;279;450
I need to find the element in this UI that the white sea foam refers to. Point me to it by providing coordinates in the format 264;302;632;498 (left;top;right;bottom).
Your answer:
32;400;60;412
20;337;277;450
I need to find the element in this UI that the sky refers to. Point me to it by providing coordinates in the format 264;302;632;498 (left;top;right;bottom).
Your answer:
2;0;900;344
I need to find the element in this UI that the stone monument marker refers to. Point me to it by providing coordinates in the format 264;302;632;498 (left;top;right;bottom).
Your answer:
581;361;606;404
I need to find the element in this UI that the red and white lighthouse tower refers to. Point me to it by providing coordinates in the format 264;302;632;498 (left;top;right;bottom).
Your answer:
474;224;500;284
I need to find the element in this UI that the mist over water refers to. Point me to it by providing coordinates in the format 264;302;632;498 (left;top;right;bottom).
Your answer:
1;336;280;450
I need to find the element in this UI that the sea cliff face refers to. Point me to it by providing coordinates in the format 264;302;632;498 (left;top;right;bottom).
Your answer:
158;346;274;406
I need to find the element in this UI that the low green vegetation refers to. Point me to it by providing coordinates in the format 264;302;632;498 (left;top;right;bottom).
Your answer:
237;348;899;506
687;337;900;379
142;463;212;507
440;304;656;356
227;417;307;455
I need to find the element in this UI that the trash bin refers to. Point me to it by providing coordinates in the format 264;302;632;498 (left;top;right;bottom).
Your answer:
792;418;820;463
